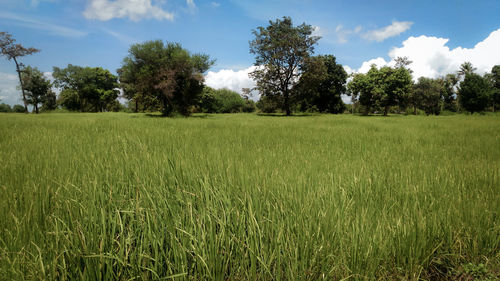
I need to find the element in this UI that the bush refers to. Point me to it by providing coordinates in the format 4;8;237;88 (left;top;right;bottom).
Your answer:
12;104;26;113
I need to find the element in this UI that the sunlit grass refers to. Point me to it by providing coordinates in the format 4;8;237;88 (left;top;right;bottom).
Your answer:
0;113;498;280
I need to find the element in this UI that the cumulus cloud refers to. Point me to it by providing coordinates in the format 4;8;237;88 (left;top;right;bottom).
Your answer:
352;28;500;79
205;66;257;96
83;0;174;21
362;21;413;42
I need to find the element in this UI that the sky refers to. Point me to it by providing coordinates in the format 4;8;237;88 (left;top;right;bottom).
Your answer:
1;0;500;105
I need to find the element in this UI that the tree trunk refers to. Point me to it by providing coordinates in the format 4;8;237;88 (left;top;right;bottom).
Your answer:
13;57;28;112
384;105;389;116
284;89;291;116
413;105;417;115
34;103;39;114
135;99;138;113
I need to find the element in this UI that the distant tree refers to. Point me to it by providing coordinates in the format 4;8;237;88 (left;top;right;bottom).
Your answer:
457;62;476;79
53;65;119;112
0;32;40;112
0;103;12;113
199;87;247;113
12;104;25;113
459;73;490;113
118;40;214;116
41;91;57;111
442;74;458;111
256;95;282;113
249;17;320;115
413;77;443;115
486;65;500;112
21;66;53;113
294;55;347;113
347;64;412;115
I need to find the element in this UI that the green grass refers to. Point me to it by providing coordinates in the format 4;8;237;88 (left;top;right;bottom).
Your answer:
0;113;499;280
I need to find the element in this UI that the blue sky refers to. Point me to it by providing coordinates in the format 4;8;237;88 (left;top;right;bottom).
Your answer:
1;0;500;105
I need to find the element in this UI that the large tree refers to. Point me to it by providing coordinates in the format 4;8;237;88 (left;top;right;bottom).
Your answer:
249;17;320;115
118;41;213;116
294;55;347;113
0;32;40;112
485;65;500;112
21;66;54;113
413;77;443;115
459;73;490;113
53;65;119;112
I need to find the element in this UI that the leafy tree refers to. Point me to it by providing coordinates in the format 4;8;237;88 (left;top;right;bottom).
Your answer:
0;32;40;112
249;17;320;115
413;77;443;115
459;73;490;113
294;55;347;113
21;66;53;113
486;65;500;111
41;91;57;111
347;64;412;115
256;95;282;113
118;40;214;116
442;74;458;111
457;62;476;79
0;103;12;113
12;104;25;113
213;89;246;113
53;65;119;112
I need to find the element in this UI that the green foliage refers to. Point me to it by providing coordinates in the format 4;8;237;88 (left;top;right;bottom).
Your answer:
294;55;347;113
0;113;499;280
249;16;320;115
256;94;282;113
442;73;458;112
199;87;248;113
53;64;119;112
242;99;256;113
0;103;12;112
118;40;214;116
12;104;25;113
21;65;53;113
413;77;443;115
459;73;490;113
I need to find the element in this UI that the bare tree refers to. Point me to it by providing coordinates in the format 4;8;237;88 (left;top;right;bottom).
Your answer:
0;32;40;112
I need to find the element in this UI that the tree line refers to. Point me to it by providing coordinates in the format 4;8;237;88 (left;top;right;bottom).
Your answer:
1;18;499;116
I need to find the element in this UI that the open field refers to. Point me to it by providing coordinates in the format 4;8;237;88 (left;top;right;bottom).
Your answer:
0;113;499;280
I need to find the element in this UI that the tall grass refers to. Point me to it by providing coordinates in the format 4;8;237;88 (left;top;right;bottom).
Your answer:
0;113;498;280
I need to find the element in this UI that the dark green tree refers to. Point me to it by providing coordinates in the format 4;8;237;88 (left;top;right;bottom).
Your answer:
21;66;53;113
118;40;213;116
458;73;490;113
53;65;119;112
442;74;458;112
249;17;320;115
0;32;40;112
413;77;443;115
0;103;12;112
12;104;25;112
294;55;347;113
486;65;500;112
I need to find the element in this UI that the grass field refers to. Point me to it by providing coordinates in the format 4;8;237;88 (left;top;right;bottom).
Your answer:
0;113;499;280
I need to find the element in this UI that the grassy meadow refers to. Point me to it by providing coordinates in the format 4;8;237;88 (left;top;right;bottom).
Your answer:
0;113;499;280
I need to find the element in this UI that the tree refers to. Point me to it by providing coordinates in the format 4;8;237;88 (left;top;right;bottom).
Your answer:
0;103;12;113
442;74;458;112
41;91;57;111
0;32;40;112
459;73;490;113
199;87;247;113
53;65;119;112
249;17;320;115
294;55;347;113
486;65;500;112
118;40;214;116
347;70;373;115
21;66;53;113
413;77;443;115
12;104;25;113
457;62;476;79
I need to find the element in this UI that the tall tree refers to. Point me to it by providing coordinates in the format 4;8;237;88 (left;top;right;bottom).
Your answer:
249;17;320;115
413;77;443;115
118;41;213;116
0;32;40;112
457;62;476;79
459;73;490;113
21;66;53;114
53;65;119;112
442;74;458;112
294;55;347;113
486;65;500;112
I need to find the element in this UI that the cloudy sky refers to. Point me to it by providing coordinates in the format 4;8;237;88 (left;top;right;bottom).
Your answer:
1;0;499;105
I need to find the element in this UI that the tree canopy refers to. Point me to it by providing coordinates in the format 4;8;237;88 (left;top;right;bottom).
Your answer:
118;40;214;116
21;66;54;113
249;17;320;115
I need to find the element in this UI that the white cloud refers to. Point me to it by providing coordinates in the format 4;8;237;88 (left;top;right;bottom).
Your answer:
0;12;87;38
210;2;220;7
362;21;413;42
83;0;174;21
186;0;196;11
335;25;362;44
205;66;257;96
0;72;21;106
352;28;500;79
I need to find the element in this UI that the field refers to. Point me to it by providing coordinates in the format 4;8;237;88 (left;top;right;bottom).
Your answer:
0;113;499;280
